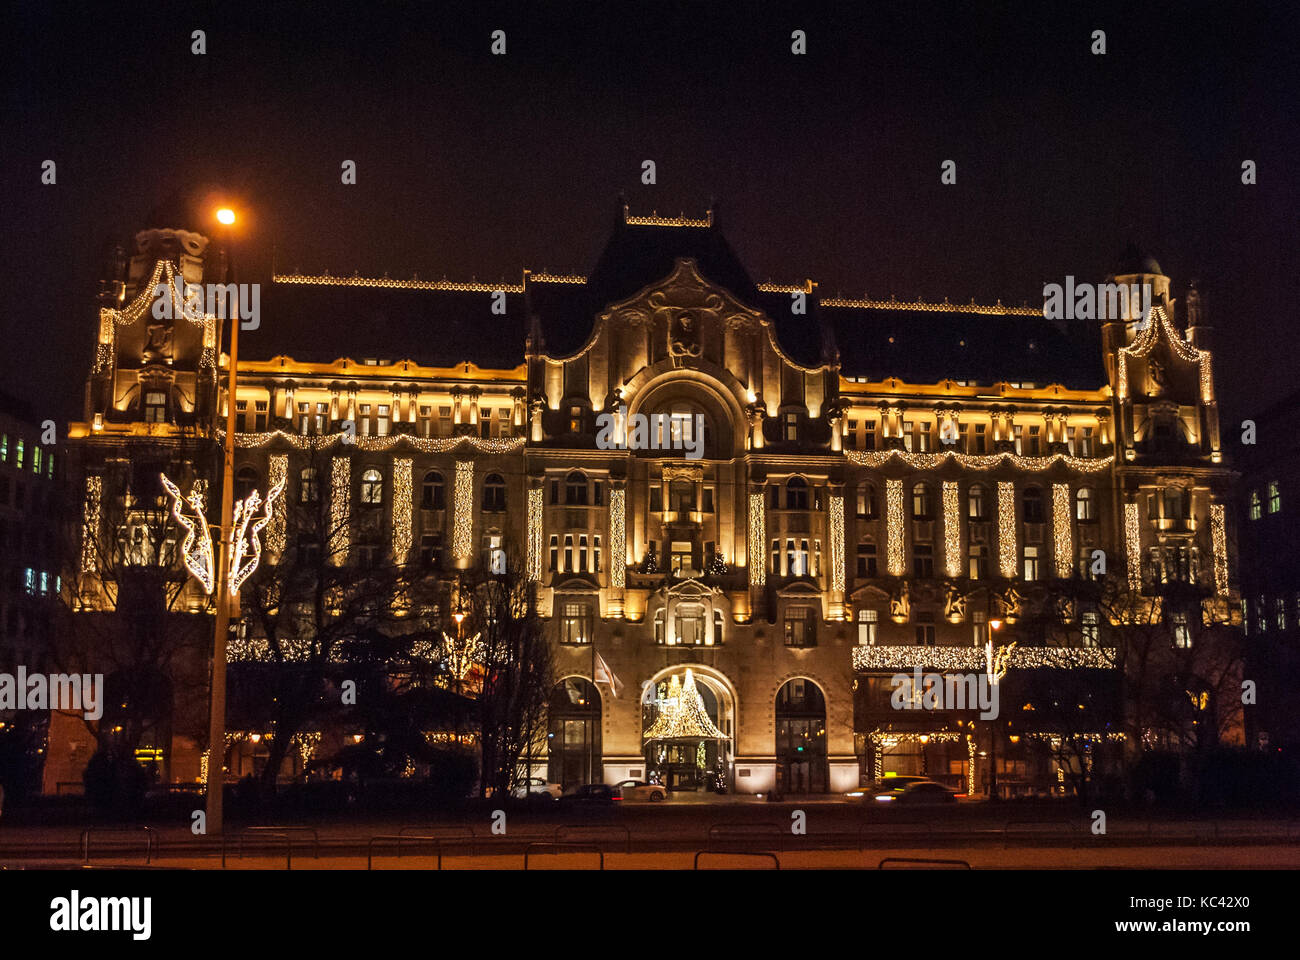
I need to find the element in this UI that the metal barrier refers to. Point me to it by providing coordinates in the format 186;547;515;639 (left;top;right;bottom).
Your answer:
878;856;970;869
555;823;631;854
239;825;320;860
707;821;785;852
368;834;472;870
694;850;780;870
1003;819;1079;848
80;826;158;865
523;842;604;870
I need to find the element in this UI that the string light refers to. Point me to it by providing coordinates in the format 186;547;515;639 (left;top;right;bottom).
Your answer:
267;454;287;562
942;481;961;577
643;671;727;740
1124;502;1141;590
852;645;1117;671
160;473;215;594
330;457;350;564
748;492;766;588
829;493;846;595
845;449;1112;473
1211;503;1229;596
80;477;102;575
818;294;1043;316
231;429;524;455
997;482;1017;578
526;486;544;582
452;460;474;560
608;487;626;589
1116;305;1215;403
228;478;286;594
967;736;976;795
886;479;905;575
95;260;217;375
1052;483;1073;578
391;458;413;564
624;211;712;228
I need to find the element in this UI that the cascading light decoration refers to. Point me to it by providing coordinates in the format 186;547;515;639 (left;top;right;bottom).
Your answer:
232;429;524;455
886;479;905;575
1124;502;1142;590
851;645;1117;671
160;473;215;594
967;736;977;796
845;449;1112;474
942;481;961;577
997;482;1017;578
608;487;626;589
747;492;765;588
228;477;286;595
1210;503;1229;596
1115;304;1214;404
1052;483;1073;578
96;259;217;375
80;476;102;574
527;486;545;582
391;458;413;564
452;460;474;560
868;730;966;784
329;457;351;565
829;493;846;595
267;455;287;563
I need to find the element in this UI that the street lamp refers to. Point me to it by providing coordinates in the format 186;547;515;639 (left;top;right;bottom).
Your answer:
986;618;1003;802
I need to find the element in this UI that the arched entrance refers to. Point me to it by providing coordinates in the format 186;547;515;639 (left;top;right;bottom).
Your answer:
641;667;735;792
775;678;828;794
547;677;601;790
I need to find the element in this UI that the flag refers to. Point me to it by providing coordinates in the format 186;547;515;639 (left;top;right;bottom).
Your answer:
593;651;624;698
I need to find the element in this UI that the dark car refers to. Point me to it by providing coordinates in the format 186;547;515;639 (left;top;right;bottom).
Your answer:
893;781;958;805
557;783;621;803
846;775;931;800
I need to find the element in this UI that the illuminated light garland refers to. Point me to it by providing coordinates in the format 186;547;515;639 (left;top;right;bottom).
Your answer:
228;478;285;594
96;260;217;374
967;736;977;796
161;473;215;594
1211;503;1229;596
748;492;766;588
1024;732;1126;746
391;458;413;564
643;670;728;740
1116;305;1214;403
1124;502;1142;590
852;645;1118;671
452;460;474;560
330;457;351;564
886;479;906;575
997;482;1017;578
527;486;544;582
818;294;1043;316
608;487;626;589
231;429;525;454
829;494;846;594
267;455;287;562
1052;483;1073;578
942;481;961;577
624;211;712;228
868;730;968;785
290;732;321;773
755;280;814;295
80;477;102;574
274;272;525;293
227;633;319;662
845;449;1112;474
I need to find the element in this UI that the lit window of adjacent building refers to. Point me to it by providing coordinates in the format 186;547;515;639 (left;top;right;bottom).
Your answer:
1082;611;1100;647
45;452;53;478
144;392;167;423
968;544;989;580
1173;613;1192;649
1249;489;1262;520
31;447;40;474
0;434;7;461
1276;598;1287;631
360;468;384;505
1268;481;1281;514
912;482;933;519
1023;545;1041;581
15;440;23;469
1075;486;1095;521
1257;595;1267;634
857;609;879;645
968;483;988;520
560;602;592;645
784;608;817;647
783;412;798;442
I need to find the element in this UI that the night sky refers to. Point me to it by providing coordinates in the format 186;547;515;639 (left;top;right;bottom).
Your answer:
3;1;1296;429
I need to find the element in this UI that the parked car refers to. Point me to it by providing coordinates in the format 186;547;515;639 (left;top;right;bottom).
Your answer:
512;777;562;800
616;779;668;802
846;776;930;799
557;783;621;803
892;781;958;805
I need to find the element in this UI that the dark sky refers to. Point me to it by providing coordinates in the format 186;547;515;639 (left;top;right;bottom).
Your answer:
3;1;1296;428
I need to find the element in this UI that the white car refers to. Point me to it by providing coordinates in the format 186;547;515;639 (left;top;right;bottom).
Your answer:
513;777;562;800
616;779;669;802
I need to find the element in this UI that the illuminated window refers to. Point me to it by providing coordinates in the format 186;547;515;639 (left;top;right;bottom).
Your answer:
973;423;987;453
914;420;932;453
902;420;914;452
771;538;781;574
1013;425;1023;454
594;535;602;573
421;471;445;509
1027;424;1041;455
1022;487;1045;524
1257;595;1267;634
376;404;390;436
299;467;319;504
548;535;558;571
968;483;988;520
0;435;6;461
1173;612;1192;649
783;412;798;442
1276;597;1287;631
483;534;506;574
857;608;878;645
1023;545;1041;581
315;402;328;433
46;452;53;478
784;608;817;647
911;482;933;520
568;405;583;433
968;544;989;580
144;391;167;423
358;404;371;437
856;481;877;519
1249;489;1261;520
972;610;987;646
360;468;384;505
565;471;587;505
1081;611;1100;647
1268;481;1281;514
560;601;593;645
786;476;809;510
675;603;704;645
1075;487;1095;521
482;473;506;511
1078;427;1094;457
787;538;810;576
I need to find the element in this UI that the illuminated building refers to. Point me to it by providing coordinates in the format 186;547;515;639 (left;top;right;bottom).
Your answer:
60;207;1240;795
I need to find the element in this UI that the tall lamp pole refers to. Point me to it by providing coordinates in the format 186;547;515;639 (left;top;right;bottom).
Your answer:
985;617;1003;802
205;206;240;835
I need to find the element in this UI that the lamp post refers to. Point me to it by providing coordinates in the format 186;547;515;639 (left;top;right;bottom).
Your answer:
985;617;1003;802
204;206;239;835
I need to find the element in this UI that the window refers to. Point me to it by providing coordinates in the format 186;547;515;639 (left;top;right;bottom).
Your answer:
669;480;695;513
1269;481;1281;514
254;400;268;431
299;467;319;504
296;535;321;566
857;609;878;645
771;539;781;574
654;609;665;644
846;419;857;448
144;391;167;423
565;471;587;505
968;544;989;580
235;467;258;502
358;544;379;569
913;544;934;578
15;440;23;469
1022;488;1045;524
1078;427;1094;457
483;534;506;574
701;487;714;513
972;610;987;646
593;535;602;573
1013;424;1023;455
857;481;877;519
568;405;583;433
1163;487;1184;522
1276;597;1287;631
578;534;589;572
911;482;933;519
358;403;372;437
0;434;6;461
959;422;972;451
548;535;558;571
783;412;798;442
1027;424;1041;455
31;447;40;474
1249;489;1262;520
902;420;914;452
1075;487;1095;521
674;603;704;645
788;538;810;577
560;602;593;645
914;613;936;646
482;473;506;511
786;476;809;510
863;420;877;451
968;483;988;520
1023;546;1040;581
419;534;443;568
1257;595;1267;634
563;535;574;572
314;402;328;433
422;471;445;510
784;608;817;647
361;468;384;505
593;480;604;506
1081;611;1100;647
914;421;932;452
856;540;877;578
973;423;987;454
1173;613;1192;649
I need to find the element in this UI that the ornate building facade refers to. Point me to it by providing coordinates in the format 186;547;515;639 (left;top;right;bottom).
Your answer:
63;204;1241;795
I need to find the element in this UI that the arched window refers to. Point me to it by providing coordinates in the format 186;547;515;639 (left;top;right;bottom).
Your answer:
421;471;444;510
235;466;259;502
912;482;933;519
482;473;506;511
786;476;809;510
361;468;384;505
856;481;877;519
299;467;318;504
653;608;665;645
968;483;988;520
1022;487;1045;524
565;471;588;506
1075;487;1095;521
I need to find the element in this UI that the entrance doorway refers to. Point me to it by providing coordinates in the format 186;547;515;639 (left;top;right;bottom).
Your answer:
775;678;827;794
547;678;601;790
